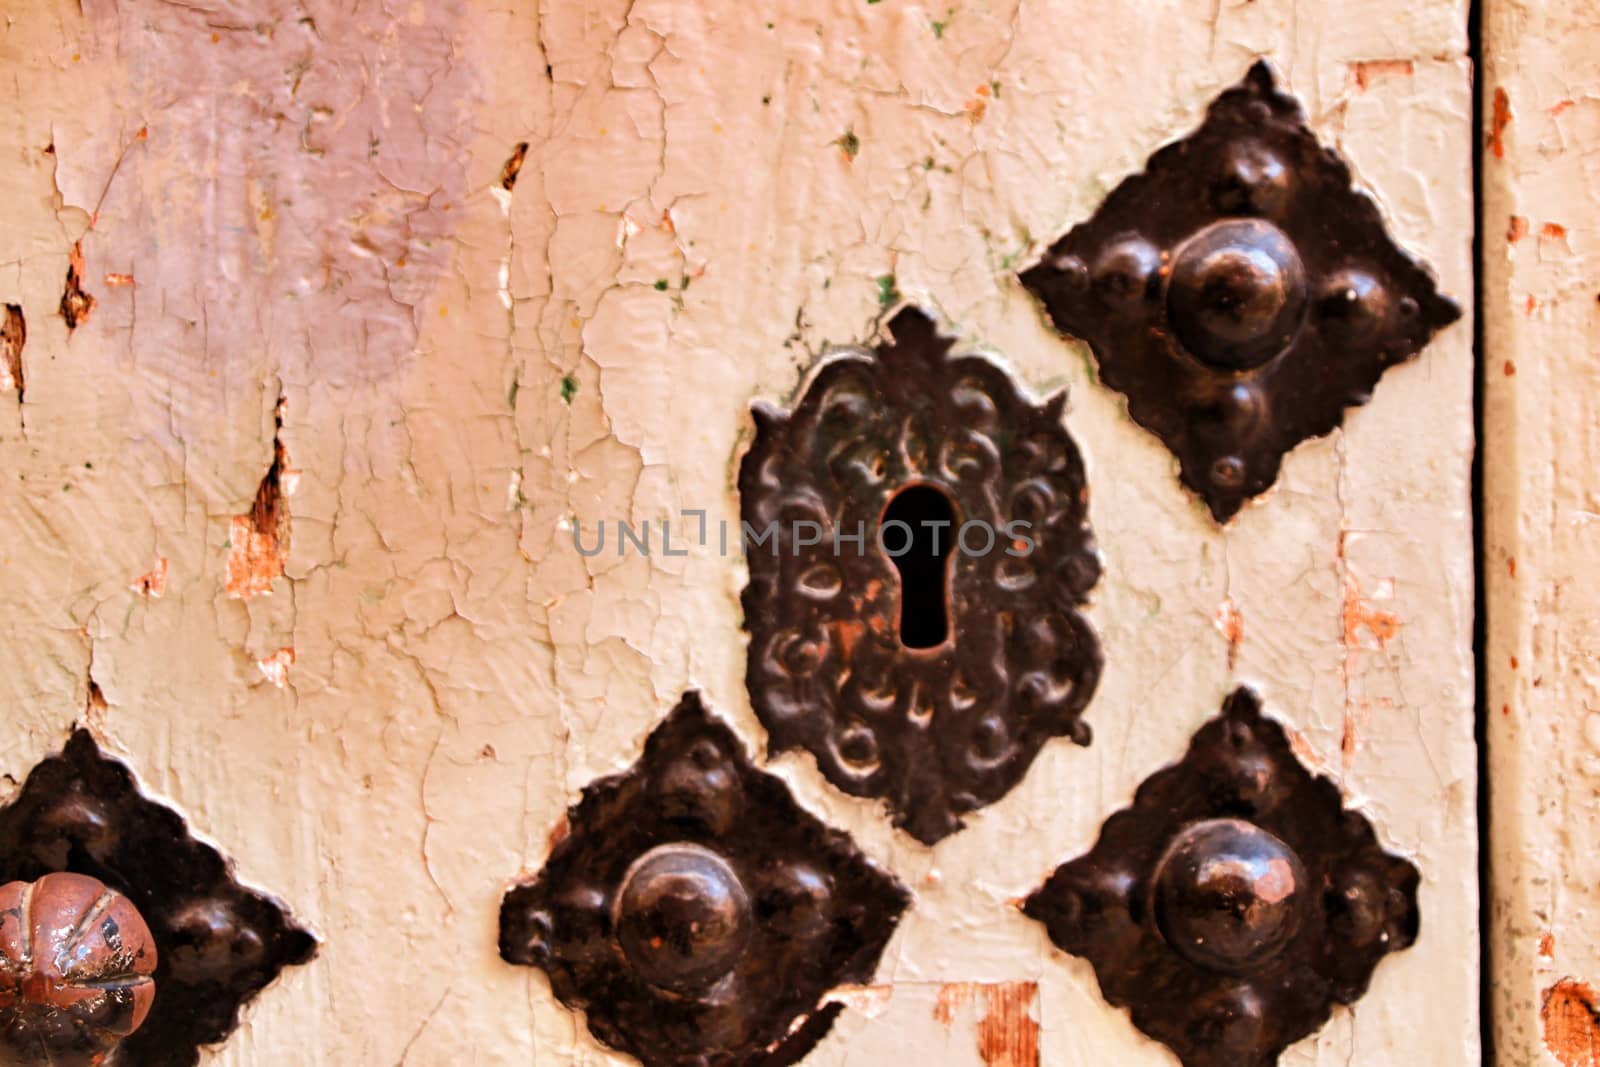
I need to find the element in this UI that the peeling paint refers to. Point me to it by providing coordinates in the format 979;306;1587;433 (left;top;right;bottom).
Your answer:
1491;86;1512;159
933;982;1040;1067
257;648;296;688
1545;980;1600;1067
500;141;530;191
1351;59;1416;90
1214;596;1244;670
225;400;292;601
130;559;168;599
0;305;23;398
1343;574;1401;650
59;243;95;333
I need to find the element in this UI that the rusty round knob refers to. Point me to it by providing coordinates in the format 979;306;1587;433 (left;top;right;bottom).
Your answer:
1153;818;1307;974
1168;219;1308;371
614;844;752;995
0;873;158;1067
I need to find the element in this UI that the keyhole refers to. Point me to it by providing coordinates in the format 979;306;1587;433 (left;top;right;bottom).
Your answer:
882;485;956;650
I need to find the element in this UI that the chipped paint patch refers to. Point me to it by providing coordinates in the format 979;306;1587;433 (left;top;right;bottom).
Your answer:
933;982;1041;1067
500;142;529;191
257;648;296;688
1544;979;1600;1066
1343;574;1401;650
1350;59;1415;90
226;401;292;601
0;305;23;397
130;559;168;598
1214;596;1243;670
1491;87;1512;159
60;242;95;332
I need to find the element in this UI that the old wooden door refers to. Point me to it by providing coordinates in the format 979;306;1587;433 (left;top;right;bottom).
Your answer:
0;0;1499;1065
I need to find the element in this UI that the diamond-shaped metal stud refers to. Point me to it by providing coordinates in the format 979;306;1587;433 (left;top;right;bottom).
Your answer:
499;692;911;1067
741;307;1103;844
1023;688;1419;1067
1020;61;1461;522
0;730;317;1067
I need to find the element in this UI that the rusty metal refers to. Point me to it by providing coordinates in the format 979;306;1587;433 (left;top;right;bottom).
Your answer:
499;692;910;1067
0;731;317;1067
740;307;1103;844
0;873;158;1067
1023;687;1419;1067
1019;61;1461;522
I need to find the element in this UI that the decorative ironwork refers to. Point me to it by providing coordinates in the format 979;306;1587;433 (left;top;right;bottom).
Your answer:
1023;688;1419;1067
1019;61;1461;522
499;692;911;1067
740;307;1103;844
0;873;158;1067
0;731;317;1067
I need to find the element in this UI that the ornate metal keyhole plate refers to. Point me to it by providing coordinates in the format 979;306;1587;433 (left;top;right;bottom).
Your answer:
1022;688;1419;1067
1019;62;1460;522
0;731;317;1067
498;692;911;1067
739;308;1103;844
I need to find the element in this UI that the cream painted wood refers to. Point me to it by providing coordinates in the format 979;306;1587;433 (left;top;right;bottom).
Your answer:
0;1;1474;1064
1483;2;1600;1063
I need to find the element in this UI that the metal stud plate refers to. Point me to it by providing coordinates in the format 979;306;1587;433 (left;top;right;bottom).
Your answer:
0;731;317;1067
499;692;910;1067
1023;688;1419;1067
1020;61;1461;522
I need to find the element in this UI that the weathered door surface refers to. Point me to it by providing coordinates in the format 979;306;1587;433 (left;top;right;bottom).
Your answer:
0;1;1488;1065
1483;4;1600;1066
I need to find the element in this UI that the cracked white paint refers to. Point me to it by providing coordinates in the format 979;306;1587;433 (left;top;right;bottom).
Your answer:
0;1;1473;1064
1483;2;1600;1064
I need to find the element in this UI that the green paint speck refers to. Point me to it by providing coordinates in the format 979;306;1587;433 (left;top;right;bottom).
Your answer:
876;274;900;307
560;376;579;404
837;129;860;160
654;279;669;291
931;19;946;37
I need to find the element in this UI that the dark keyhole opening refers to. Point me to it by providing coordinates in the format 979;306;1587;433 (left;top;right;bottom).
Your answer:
882;485;956;650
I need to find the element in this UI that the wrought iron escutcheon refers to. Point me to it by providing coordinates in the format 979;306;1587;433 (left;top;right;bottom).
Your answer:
740;307;1103;844
499;692;911;1067
1023;688;1420;1067
0;731;317;1067
1019;61;1461;522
